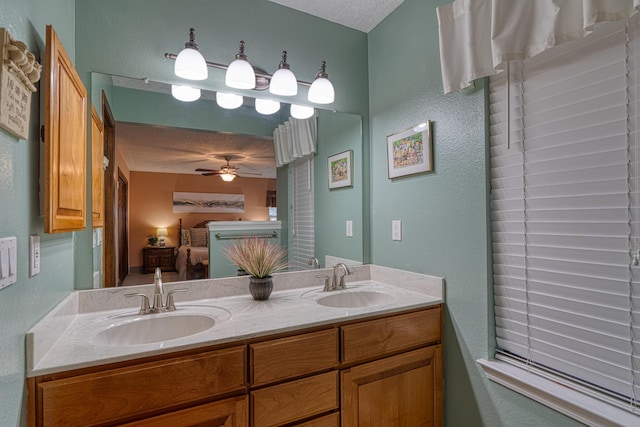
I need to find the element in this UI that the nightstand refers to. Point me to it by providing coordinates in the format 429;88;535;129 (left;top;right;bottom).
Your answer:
143;246;176;273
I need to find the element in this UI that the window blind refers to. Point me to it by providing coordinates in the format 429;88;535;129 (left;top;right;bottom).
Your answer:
289;156;315;270
490;16;640;409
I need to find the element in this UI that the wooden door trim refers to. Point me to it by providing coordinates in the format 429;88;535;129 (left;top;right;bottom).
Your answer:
102;92;116;287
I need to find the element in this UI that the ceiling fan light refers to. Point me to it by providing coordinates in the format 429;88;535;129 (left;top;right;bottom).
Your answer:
220;173;236;182
255;98;281;115
216;92;243;109
171;84;201;102
290;104;315;120
174;28;208;81
225;41;256;89
269;51;297;96
308;60;334;104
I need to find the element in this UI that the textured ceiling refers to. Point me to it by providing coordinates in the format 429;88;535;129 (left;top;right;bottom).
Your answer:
268;0;404;33
117;122;276;179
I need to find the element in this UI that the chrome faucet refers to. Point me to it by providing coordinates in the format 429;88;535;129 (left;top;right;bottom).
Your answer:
319;263;352;292
332;263;351;290
308;256;320;269
152;267;164;311
126;267;186;314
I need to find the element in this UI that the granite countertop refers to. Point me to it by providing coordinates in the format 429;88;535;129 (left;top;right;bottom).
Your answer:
26;265;444;377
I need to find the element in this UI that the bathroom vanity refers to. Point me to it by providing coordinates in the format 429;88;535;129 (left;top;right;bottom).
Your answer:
26;265;443;426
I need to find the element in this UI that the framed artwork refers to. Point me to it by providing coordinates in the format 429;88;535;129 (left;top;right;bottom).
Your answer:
328;150;353;189
173;192;245;213
387;121;432;179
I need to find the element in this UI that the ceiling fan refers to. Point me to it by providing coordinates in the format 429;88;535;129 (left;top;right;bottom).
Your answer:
195;156;261;182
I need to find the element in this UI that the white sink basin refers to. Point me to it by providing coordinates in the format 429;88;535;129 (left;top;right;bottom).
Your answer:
93;314;215;346
316;291;395;308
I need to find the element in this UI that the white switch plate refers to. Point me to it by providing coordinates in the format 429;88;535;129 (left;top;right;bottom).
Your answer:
0;237;17;290
392;220;402;241
346;220;353;237
30;235;40;277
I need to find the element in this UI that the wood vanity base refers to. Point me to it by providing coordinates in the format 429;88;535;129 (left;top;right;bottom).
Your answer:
28;305;443;427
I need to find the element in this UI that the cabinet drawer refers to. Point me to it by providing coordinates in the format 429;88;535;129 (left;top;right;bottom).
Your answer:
251;371;338;427
37;346;246;426
119;395;248;427
341;308;441;364
293;412;340;427
250;328;338;386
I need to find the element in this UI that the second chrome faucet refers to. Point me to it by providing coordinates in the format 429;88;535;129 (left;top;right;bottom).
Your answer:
320;263;352;292
126;267;186;314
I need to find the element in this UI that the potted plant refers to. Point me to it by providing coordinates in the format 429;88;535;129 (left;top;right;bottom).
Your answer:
147;235;159;246
223;236;287;300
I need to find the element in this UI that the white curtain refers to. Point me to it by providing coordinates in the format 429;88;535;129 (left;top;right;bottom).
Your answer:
273;116;317;167
437;0;640;94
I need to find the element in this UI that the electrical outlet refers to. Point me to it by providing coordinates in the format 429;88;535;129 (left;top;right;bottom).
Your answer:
392;220;402;241
346;220;353;237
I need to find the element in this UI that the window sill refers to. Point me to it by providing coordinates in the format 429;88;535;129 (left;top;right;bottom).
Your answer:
477;358;640;427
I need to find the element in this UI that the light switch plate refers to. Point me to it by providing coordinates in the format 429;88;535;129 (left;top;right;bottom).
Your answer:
30;235;40;277
346;220;353;237
0;237;17;290
392;220;402;241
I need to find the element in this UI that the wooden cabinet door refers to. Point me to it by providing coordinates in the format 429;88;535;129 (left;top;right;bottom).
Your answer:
120;395;248;427
91;105;104;228
44;25;87;233
341;346;442;427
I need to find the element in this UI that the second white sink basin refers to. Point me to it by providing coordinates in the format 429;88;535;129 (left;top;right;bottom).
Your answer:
93;313;215;346
316;291;395;308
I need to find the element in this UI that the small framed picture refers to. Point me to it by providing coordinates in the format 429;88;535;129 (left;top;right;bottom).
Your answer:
387;121;432;179
327;150;353;189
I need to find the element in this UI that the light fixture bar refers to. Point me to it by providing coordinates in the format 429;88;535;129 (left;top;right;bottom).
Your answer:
164;52;313;87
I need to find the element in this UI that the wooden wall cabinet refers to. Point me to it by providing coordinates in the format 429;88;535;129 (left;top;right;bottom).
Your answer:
43;25;87;233
28;306;442;427
90;105;104;228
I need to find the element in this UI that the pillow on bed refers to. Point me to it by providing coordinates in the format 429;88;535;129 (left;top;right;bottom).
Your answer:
180;229;191;246
189;228;208;247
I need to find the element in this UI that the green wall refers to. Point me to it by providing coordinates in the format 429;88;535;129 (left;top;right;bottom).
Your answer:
0;0;598;425
368;1;584;426
0;1;77;425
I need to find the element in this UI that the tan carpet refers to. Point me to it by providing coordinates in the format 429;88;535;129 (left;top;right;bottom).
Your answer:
122;271;181;286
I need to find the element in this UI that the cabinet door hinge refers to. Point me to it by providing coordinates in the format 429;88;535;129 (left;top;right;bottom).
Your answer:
40;125;45;142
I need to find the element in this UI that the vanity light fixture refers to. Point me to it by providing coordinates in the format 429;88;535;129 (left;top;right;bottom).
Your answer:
171;84;201;102
174;28;208;81
269;51;297;96
308;61;335;104
166;30;336;105
255;98;281;115
225;41;256;90
290;104;315;120
216;92;243;109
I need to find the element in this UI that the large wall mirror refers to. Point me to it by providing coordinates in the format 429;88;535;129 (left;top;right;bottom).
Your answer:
90;73;363;287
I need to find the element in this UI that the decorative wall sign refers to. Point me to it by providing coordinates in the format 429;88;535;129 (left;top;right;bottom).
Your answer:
327;150;353;189
387;121;433;179
0;28;42;140
173;192;245;213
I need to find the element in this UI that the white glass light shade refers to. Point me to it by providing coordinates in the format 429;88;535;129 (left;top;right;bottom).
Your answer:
171;85;201;102
216;92;243;109
308;77;335;104
220;173;236;182
255;99;281;115
174;47;208;81
269;68;298;96
225;59;256;89
290;104;315;120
